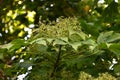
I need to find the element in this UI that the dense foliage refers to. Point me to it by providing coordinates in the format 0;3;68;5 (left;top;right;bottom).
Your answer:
0;0;91;44
0;17;120;79
0;0;120;80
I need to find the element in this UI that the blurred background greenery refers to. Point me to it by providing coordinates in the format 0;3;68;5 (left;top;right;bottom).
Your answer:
0;0;111;44
0;0;120;79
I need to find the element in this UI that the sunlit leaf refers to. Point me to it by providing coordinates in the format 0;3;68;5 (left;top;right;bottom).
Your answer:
0;43;13;49
30;38;46;46
46;38;54;43
97;31;120;43
69;29;87;42
69;33;82;42
82;39;96;45
53;38;68;45
70;42;82;51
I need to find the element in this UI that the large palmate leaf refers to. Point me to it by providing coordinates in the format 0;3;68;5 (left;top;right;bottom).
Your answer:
69;33;83;42
53;38;68;46
30;38;46;45
70;42;82;51
69;29;87;42
97;31;120;43
82;39;96;45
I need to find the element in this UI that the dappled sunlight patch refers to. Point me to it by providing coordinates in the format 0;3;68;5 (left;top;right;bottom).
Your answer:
26;11;36;22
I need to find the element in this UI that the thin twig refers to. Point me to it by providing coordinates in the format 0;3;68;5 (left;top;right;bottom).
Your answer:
50;45;62;77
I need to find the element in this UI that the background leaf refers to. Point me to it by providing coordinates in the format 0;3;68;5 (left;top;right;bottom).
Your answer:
97;31;120;43
109;43;120;56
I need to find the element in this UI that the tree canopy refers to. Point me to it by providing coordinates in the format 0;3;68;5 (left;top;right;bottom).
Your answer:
0;0;120;80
